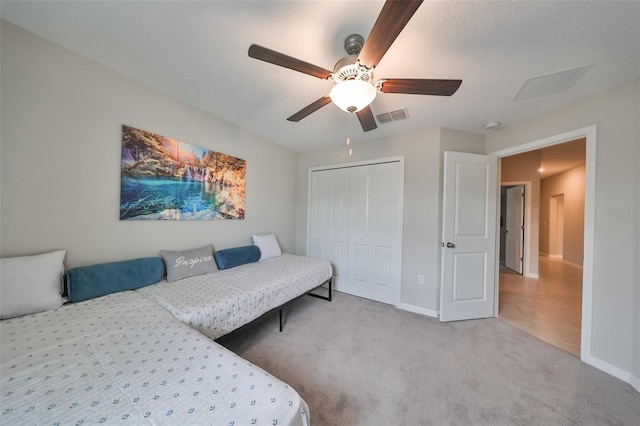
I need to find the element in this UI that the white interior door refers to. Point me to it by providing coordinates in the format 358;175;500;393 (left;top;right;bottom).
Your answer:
440;151;498;322
505;185;524;274
308;168;350;291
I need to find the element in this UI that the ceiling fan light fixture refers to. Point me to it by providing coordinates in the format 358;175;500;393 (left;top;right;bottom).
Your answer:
329;80;376;113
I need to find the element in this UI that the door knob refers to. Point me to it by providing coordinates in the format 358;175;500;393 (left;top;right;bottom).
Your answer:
441;242;455;248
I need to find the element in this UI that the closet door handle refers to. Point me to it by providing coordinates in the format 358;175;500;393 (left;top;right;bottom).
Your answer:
441;242;455;248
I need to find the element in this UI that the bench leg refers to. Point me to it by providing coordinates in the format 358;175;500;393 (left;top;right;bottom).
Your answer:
308;278;332;301
279;309;283;332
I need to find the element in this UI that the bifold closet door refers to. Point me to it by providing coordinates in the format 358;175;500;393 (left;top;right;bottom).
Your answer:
347;162;402;305
308;168;350;291
309;161;402;305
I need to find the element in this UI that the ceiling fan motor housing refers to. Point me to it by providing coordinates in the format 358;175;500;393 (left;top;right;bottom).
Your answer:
344;33;365;55
332;34;374;84
332;55;373;83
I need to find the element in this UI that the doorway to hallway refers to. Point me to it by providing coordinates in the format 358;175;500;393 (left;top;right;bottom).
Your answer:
496;137;586;357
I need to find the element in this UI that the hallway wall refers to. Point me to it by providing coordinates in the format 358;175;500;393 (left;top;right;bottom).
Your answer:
539;165;586;266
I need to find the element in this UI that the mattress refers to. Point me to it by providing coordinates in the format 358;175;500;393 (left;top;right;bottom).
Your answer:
0;291;309;426
136;253;332;340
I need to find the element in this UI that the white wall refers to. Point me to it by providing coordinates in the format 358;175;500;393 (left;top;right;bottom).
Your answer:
486;77;640;390
0;21;298;268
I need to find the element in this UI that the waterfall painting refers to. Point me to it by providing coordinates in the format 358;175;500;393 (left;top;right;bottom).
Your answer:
120;125;246;220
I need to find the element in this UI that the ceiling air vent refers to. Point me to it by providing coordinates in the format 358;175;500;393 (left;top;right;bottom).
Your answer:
376;108;409;124
513;64;592;102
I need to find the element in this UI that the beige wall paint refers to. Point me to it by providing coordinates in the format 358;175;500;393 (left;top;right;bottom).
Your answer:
0;22;298;268
539;165;585;266
486;77;640;389
500;150;542;276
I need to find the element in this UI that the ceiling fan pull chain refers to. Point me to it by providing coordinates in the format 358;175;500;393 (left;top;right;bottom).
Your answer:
347;114;354;157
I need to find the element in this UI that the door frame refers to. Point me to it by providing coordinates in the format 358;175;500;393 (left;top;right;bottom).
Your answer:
501;181;535;278
504;185;525;274
489;125;596;362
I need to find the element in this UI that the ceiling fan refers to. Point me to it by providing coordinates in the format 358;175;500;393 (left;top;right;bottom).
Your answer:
248;0;462;132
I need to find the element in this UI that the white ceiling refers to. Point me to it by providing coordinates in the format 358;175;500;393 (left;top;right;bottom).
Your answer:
2;1;639;153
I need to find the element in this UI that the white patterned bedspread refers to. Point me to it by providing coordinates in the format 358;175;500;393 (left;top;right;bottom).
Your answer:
136;253;332;340
0;291;309;426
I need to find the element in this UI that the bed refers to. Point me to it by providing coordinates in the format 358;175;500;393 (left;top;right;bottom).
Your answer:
136;253;332;340
0;290;310;425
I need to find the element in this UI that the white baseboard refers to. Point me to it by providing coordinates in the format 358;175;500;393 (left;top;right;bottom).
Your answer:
585;355;640;393
631;373;640;394
398;303;438;318
539;252;562;259
563;259;584;269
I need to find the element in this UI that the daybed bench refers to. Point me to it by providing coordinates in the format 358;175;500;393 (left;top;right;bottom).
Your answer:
137;251;332;340
1;238;331;425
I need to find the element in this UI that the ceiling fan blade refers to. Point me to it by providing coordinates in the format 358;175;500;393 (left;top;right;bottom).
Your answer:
356;106;378;132
287;96;332;122
357;0;423;68
249;44;332;80
378;78;462;96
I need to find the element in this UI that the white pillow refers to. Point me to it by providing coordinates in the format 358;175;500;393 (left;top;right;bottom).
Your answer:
251;233;282;261
1;250;66;319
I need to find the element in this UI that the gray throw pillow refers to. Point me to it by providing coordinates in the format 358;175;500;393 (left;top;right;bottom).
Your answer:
160;245;218;282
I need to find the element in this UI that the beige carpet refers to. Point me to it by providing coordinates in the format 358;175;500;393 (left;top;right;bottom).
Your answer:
217;291;640;426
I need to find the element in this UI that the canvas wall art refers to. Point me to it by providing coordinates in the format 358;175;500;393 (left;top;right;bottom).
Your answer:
120;125;246;220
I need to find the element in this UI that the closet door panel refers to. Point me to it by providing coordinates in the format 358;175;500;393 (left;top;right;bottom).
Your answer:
369;163;403;303
309;168;350;291
350;171;371;232
348;167;371;297
309;171;330;259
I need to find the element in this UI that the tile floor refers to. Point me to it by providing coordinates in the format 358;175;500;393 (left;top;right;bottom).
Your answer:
498;256;583;357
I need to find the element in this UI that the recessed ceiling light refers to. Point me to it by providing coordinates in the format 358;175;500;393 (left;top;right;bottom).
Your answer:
538;168;544;173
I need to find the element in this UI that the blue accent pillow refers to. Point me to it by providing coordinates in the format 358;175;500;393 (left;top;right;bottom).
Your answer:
214;245;260;270
66;257;164;303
